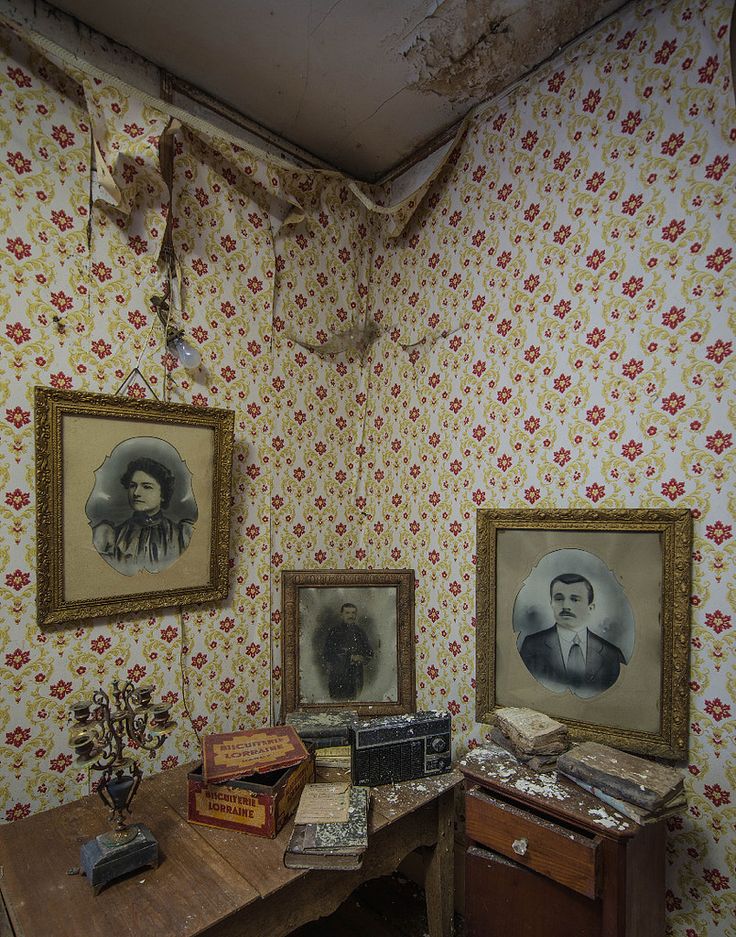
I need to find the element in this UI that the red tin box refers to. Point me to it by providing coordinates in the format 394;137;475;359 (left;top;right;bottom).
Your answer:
187;726;314;838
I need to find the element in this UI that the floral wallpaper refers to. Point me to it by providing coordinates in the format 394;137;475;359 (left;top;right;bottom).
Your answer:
364;1;735;934
0;0;733;935
0;24;289;813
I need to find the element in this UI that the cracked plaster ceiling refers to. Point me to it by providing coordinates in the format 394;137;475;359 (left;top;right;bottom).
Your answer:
50;0;628;181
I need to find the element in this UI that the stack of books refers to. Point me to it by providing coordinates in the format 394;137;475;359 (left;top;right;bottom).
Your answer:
490;707;570;770
283;782;370;870
313;745;351;769
285;710;357;750
557;741;686;825
285;710;356;770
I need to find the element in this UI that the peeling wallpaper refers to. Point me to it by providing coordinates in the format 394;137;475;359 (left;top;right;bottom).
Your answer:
0;1;733;935
364;2;735;933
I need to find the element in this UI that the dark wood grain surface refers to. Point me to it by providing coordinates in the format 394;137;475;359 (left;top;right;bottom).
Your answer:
0;762;462;937
465;787;600;899
460;750;666;937
465;846;602;937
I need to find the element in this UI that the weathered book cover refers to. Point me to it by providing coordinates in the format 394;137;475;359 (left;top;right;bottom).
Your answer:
489;728;559;771
559;772;687;825
285;710;358;741
303;734;352;750
557;742;683;810
282;825;363;870
494;707;569;755
283;785;369;870
315;745;351;768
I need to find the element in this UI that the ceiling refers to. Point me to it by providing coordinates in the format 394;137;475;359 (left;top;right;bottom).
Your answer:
50;0;627;181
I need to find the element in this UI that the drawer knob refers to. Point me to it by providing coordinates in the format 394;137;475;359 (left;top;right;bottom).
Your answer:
512;838;528;857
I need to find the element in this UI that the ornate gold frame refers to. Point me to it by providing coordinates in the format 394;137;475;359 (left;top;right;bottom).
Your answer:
35;387;234;625
476;509;692;759
282;568;416;717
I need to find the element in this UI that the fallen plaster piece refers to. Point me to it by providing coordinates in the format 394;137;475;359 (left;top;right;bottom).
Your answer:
402;0;627;103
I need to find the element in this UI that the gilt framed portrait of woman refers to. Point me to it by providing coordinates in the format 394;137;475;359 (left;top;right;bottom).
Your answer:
35;387;234;625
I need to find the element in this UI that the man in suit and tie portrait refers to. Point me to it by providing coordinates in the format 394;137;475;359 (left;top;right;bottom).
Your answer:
519;572;626;699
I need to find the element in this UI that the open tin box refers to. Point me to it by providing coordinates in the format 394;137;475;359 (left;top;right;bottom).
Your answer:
187;725;314;838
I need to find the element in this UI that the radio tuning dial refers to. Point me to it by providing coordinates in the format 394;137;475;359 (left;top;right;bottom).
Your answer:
430;737;447;752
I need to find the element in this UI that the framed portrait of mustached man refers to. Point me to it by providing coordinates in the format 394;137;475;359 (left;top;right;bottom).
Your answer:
475;509;692;759
35;387;234;625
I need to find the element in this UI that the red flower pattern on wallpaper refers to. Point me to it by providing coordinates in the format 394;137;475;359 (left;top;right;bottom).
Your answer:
0;8;733;937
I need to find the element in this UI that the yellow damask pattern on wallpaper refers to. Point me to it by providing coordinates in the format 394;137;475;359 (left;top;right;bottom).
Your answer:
0;14;378;823
0;1;734;935
362;1;734;933
0;28;269;810
269;174;383;716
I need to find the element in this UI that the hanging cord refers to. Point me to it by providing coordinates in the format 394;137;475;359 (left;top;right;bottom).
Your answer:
158;114;177;405
161;276;175;404
114;264;169;400
135;300;164;374
112;366;159;399
178;608;202;757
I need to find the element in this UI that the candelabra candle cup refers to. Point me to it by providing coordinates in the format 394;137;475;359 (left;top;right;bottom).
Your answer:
71;701;91;723
136;686;153;708
151;703;170;725
72;731;96;761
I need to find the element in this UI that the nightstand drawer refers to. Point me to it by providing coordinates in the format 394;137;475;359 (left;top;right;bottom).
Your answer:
465;787;601;899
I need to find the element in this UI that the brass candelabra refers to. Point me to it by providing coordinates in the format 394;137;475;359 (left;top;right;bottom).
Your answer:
69;681;175;848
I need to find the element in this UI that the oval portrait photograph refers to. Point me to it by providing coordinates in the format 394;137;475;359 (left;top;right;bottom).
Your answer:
512;548;635;700
85;436;198;576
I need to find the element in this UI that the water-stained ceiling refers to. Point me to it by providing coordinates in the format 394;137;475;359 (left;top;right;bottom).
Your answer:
49;0;628;180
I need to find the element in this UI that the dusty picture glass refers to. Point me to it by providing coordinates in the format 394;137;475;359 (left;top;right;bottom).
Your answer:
475;509;692;759
86;437;199;576
282;569;415;716
35;387;234;625
513;548;636;700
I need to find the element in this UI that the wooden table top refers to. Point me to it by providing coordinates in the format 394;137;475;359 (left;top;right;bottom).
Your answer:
0;763;462;937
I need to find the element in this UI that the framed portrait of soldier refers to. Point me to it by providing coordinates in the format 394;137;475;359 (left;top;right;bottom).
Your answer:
35;387;234;625
281;569;416;717
475;509;692;759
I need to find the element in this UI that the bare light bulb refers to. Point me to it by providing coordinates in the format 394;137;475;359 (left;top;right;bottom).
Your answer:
169;334;201;371
163;271;201;370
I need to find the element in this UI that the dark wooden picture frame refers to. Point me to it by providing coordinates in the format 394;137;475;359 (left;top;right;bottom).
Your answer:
476;509;692;759
282;568;416;717
35;387;234;625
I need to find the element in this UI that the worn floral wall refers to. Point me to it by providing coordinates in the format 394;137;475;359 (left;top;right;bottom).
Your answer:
364;1;734;934
0;0;733;934
0;21;374;817
0;23;286;819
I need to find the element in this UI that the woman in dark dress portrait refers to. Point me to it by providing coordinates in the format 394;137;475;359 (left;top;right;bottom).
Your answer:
92;456;194;576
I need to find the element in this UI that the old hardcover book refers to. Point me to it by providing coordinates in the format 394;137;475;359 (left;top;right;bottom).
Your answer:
494;707;569;755
304;735;352;750
557;742;684;811
315;745;351;768
283;785;369;871
559;773;687;825
489;729;559;771
285;710;358;741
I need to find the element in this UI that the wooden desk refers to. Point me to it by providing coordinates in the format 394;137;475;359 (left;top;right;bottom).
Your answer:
0;763;461;937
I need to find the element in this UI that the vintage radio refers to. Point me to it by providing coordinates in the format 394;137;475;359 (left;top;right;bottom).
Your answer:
349;711;452;787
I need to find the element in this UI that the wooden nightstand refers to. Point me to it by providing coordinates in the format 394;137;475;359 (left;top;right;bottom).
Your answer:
459;747;666;937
